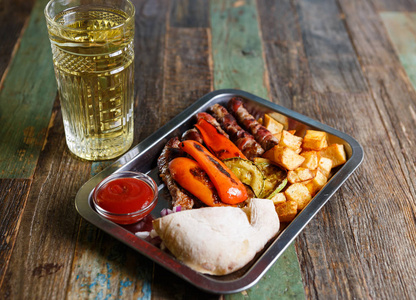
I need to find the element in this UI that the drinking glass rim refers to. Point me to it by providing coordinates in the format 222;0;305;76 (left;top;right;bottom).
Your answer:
44;0;135;32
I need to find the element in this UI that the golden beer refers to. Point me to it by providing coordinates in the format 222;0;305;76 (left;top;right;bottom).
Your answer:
45;1;135;160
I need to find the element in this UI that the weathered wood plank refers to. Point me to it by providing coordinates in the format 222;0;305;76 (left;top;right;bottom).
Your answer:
66;1;171;298
282;0;416;298
160;26;213;123
0;0;36;85
372;0;416;11
67;220;154;299
296;0;367;93
380;12;416;90
133;0;172;144
339;0;416;188
210;1;305;298
0;0;56;179
0;179;31;288
257;0;411;299
210;0;269;99
257;0;313;110
0;97;93;299
170;0;209;28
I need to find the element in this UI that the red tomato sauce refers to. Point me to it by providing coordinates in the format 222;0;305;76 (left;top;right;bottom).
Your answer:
95;177;155;218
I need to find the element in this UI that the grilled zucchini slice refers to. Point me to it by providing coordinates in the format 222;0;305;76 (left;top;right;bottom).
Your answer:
254;159;287;199
223;158;265;197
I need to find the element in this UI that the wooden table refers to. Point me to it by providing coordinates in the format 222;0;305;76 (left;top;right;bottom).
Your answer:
1;0;416;298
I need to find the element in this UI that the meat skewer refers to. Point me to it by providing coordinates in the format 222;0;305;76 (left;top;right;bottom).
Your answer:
157;137;201;209
209;103;264;160
228;97;279;152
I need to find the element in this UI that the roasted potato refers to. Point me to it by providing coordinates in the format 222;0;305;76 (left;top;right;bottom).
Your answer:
302;130;328;151
275;200;298;222
263;146;305;171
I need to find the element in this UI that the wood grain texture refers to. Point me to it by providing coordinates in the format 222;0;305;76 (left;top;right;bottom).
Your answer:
255;0;416;298
67;222;153;299
210;1;305;299
0;0;56;179
296;0;367;93
0;0;36;84
331;2;416;298
0;98;93;299
259;0;416;298
0;179;31;288
170;0;209;28
257;0;313;110
133;0;171;144
161;26;213;122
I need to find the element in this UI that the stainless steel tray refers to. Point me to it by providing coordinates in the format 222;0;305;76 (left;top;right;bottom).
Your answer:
75;89;364;294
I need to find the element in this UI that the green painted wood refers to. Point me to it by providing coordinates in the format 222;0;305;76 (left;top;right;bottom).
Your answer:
0;0;56;179
210;0;268;99
380;12;416;90
210;1;305;298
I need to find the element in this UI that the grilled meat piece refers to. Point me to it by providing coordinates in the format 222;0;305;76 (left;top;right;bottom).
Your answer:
157;137;198;209
182;128;204;144
228;97;279;151
209;103;264;160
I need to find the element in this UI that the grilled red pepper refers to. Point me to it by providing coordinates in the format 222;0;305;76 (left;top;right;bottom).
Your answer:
179;140;248;205
195;118;247;160
169;157;226;207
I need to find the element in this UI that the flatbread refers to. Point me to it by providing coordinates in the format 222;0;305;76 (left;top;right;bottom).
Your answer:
152;198;279;275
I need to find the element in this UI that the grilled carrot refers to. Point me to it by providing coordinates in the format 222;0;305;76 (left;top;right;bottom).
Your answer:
179;140;248;204
169;157;226;207
195;119;247;160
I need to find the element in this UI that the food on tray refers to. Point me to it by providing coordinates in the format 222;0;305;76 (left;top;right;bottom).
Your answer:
320;143;347;167
263;145;305;170
228;97;279;151
263;113;284;138
302;130;328;151
157;137;203;210
195;118;247;160
154;96;347;275
169;157;225;207
223;157;265;197
209;103;264;160
153;198;279;275
179;140;248;205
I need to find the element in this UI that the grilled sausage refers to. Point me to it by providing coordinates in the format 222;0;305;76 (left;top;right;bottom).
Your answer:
209;103;264;160
228;97;279;151
196;112;229;139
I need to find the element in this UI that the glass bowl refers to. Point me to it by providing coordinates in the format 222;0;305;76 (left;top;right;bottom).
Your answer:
92;171;158;225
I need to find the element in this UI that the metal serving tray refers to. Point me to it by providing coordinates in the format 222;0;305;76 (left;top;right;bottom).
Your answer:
75;89;364;294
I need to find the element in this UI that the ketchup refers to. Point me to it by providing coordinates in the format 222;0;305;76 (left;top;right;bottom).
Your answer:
94;175;157;224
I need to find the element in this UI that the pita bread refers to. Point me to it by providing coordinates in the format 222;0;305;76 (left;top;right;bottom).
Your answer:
152;198;279;275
